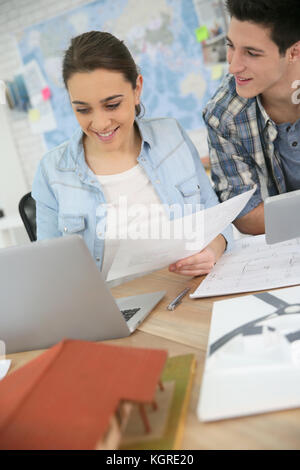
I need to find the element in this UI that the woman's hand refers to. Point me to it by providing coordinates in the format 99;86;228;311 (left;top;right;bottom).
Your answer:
168;234;227;277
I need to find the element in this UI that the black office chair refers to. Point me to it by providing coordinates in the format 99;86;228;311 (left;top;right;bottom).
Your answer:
19;192;37;242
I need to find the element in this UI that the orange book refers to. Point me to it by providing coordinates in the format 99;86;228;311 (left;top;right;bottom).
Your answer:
0;339;167;450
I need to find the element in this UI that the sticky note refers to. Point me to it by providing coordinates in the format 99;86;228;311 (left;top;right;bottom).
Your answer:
195;26;209;43
28;108;40;122
211;64;224;80
41;86;51;101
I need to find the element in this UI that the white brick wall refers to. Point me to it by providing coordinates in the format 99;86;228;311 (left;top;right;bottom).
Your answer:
0;0;91;189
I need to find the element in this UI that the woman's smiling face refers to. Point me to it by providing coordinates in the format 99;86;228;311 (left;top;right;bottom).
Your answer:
67;68;142;152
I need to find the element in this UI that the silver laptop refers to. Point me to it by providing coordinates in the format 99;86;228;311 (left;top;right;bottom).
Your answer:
264;189;300;244
0;235;165;353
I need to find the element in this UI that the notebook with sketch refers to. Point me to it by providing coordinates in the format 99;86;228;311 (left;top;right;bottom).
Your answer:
0;236;165;353
190;234;300;298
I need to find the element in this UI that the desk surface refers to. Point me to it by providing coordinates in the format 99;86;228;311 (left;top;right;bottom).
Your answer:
112;268;249;351
7;268;300;450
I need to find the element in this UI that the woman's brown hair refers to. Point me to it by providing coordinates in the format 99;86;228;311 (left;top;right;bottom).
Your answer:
62;31;142;116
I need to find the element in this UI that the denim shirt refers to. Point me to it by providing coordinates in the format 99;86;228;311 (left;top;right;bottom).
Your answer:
32;117;233;271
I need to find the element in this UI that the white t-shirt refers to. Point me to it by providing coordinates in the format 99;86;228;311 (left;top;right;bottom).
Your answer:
97;163;167;286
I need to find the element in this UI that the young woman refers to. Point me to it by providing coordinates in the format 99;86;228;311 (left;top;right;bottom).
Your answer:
32;31;232;284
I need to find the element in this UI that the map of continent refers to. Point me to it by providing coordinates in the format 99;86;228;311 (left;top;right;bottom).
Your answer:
18;0;223;151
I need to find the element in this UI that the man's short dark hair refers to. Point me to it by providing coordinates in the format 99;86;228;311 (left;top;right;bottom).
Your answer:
226;0;300;55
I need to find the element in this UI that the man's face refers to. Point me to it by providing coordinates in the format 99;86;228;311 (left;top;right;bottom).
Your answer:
226;18;289;99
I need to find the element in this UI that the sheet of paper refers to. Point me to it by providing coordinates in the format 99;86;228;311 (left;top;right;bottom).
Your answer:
198;286;300;421
0;360;11;380
0;340;11;380
191;234;300;298
106;188;255;282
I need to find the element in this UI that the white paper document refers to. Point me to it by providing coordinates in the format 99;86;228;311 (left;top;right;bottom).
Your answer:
191;234;300;298
0;339;11;380
0;360;11;380
106;188;254;282
198;286;300;421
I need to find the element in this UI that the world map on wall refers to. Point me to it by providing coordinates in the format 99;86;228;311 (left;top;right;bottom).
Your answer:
18;0;225;151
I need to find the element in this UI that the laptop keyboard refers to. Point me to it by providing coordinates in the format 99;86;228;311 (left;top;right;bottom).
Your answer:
121;307;141;321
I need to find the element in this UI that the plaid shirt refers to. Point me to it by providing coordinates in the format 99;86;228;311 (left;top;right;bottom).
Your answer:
203;74;286;218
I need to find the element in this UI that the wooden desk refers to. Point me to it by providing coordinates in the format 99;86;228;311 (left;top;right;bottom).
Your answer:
6;269;300;450
112;267;246;351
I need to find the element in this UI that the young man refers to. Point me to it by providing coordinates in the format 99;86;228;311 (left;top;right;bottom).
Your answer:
203;0;300;235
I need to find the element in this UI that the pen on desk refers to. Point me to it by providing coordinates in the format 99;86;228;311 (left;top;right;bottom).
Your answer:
167;287;190;311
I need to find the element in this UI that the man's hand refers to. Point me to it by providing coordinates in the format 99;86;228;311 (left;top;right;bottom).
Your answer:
168;234;226;277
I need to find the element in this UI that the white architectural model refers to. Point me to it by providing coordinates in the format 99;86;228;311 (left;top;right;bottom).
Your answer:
198;286;300;421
